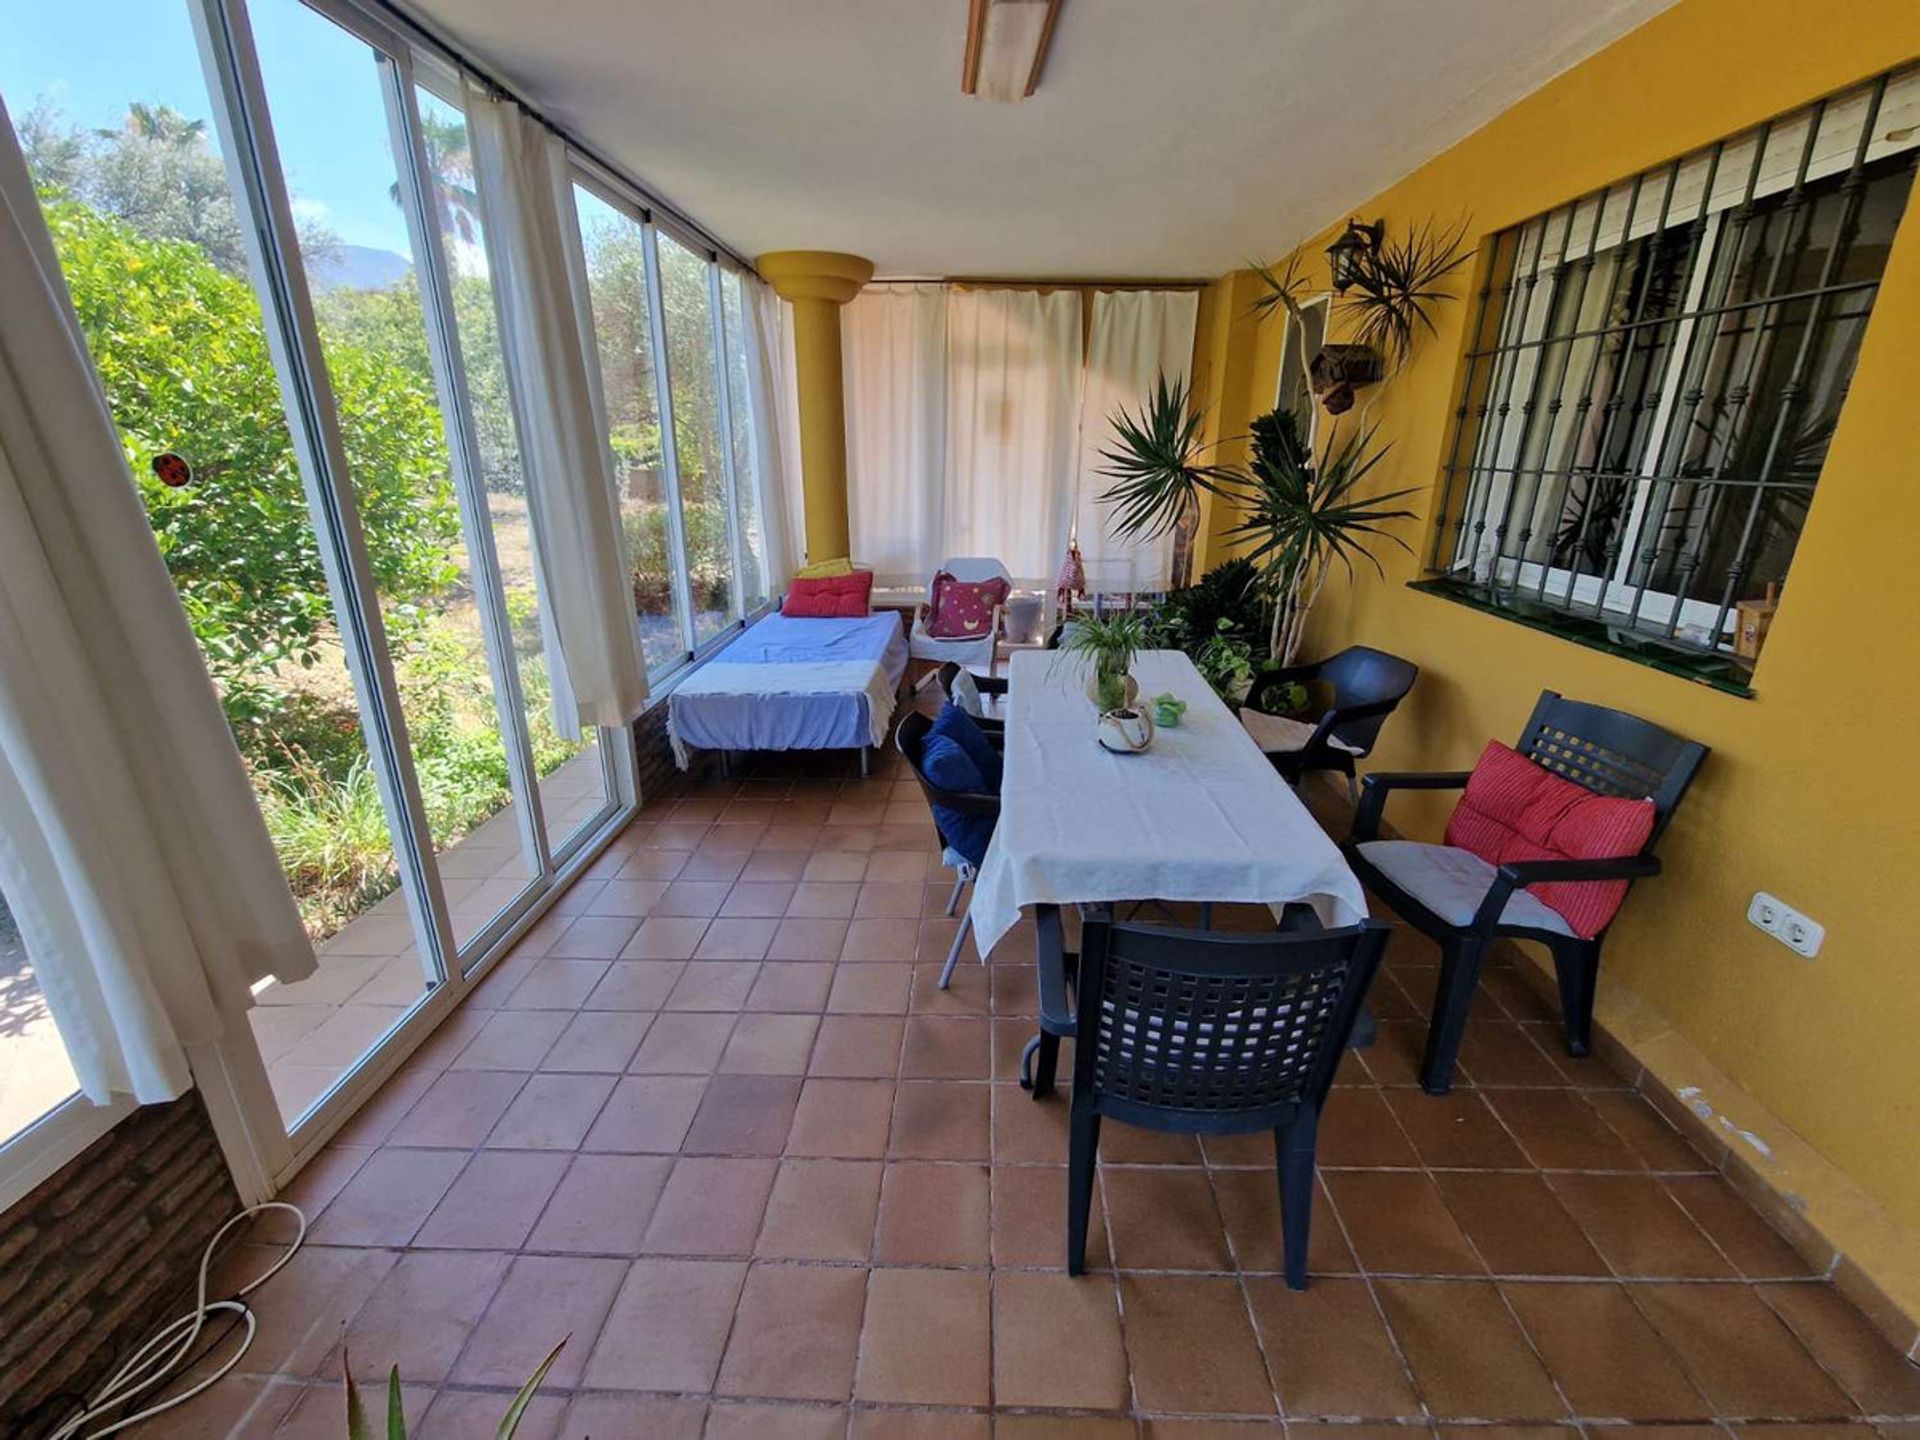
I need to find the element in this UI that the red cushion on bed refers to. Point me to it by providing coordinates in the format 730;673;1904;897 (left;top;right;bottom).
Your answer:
783;569;873;618
1444;740;1656;939
927;571;1009;638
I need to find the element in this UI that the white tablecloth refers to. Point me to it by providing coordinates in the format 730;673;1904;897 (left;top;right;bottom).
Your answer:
968;648;1369;958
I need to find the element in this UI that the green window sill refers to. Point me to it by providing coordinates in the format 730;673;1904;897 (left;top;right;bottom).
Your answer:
1407;577;1756;699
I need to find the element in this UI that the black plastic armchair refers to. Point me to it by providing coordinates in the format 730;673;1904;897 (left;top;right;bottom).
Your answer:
1241;646;1419;805
1344;689;1707;1094
1028;905;1389;1288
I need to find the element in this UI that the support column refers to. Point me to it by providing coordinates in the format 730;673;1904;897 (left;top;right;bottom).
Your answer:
1190;269;1268;573
757;250;874;564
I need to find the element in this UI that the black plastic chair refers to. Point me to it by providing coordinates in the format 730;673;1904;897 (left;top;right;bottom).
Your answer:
1241;646;1419;805
897;710;1002;987
935;661;1008;733
1344;689;1707;1094
1032;905;1390;1288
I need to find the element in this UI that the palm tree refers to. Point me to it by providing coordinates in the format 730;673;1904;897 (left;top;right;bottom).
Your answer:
100;102;206;147
391;111;481;247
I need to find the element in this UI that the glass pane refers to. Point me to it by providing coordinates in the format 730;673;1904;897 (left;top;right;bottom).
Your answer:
0;879;80;1149
572;184;688;672
658;232;736;643
252;0;534;969
4;0;428;1123
721;269;770;613
413;82;612;886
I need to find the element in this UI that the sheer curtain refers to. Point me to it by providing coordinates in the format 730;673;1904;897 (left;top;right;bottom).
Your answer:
467;83;647;736
837;284;1195;590
0;99;313;1103
844;283;948;585
1073;289;1201;592
741;272;799;591
943;288;1083;585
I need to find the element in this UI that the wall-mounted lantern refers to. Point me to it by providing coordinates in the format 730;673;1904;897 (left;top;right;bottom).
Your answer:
1326;218;1384;293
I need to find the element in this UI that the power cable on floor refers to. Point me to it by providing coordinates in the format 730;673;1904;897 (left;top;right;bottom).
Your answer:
47;1200;307;1440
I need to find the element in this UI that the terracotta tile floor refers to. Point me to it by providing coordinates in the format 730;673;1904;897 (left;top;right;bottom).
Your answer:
149;746;1920;1437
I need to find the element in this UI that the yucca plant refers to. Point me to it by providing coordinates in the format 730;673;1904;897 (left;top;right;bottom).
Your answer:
1250;219;1472;417
1097;381;1416;662
344;1339;563;1439
1097;372;1242;545
1337;217;1473;368
1228;411;1417;663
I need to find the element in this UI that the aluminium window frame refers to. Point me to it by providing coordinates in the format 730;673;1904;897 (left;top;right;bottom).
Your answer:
568;160;777;685
108;0;636;1196
1275;291;1331;454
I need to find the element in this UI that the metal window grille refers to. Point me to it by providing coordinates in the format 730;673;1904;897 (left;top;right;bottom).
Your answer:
1428;65;1920;676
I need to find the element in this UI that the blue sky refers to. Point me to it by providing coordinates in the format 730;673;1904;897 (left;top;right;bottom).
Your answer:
0;0;414;256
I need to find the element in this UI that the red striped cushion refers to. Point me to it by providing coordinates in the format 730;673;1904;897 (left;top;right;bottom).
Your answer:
1445;740;1655;939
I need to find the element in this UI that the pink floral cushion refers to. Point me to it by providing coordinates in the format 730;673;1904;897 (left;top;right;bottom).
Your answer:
926;571;1009;639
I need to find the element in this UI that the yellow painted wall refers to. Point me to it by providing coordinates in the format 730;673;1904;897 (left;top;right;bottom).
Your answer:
1219;0;1920;1227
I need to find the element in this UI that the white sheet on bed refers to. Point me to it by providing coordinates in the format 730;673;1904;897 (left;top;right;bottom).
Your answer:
666;612;908;768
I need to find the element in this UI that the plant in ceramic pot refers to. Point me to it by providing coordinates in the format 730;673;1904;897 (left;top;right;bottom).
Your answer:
1057;609;1147;713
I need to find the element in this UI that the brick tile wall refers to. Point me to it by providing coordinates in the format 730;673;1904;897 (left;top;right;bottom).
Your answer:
0;1090;237;1435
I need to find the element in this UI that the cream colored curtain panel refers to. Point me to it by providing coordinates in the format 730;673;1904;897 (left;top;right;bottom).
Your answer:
844;283;949;585
842;283;1195;590
1073;289;1200;592
742;273;801;592
0;98;314;1104
467;83;648;737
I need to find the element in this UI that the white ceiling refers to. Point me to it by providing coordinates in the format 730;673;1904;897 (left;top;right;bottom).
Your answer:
405;0;1675;278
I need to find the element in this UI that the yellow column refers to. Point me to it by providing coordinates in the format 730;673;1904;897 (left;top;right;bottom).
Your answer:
756;250;875;564
1189;269;1270;572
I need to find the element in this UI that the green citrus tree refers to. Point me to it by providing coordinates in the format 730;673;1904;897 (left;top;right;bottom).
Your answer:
42;196;460;722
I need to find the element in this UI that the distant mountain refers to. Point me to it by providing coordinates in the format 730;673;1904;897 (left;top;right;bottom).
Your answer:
309;243;411;293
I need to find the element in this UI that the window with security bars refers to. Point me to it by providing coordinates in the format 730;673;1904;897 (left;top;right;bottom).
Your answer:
1427;66;1919;687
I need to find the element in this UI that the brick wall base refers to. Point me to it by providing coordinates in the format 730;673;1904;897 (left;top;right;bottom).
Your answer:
0;1090;238;1436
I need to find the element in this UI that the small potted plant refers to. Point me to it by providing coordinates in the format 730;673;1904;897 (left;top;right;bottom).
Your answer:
1058;610;1147;713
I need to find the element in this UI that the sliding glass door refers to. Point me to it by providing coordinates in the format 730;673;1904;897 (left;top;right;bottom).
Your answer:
570;176;779;685
1;0;633;1153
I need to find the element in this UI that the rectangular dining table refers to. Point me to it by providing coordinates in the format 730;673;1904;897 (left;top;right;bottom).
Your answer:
968;647;1369;960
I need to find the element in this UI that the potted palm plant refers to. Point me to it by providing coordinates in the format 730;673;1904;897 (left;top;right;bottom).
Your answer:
1099;381;1417;663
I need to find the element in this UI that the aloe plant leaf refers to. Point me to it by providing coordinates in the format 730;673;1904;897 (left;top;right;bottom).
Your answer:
344;1351;371;1440
497;1337;568;1439
387;1365;406;1440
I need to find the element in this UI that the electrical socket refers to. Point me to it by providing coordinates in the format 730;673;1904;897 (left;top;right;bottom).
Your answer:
1748;891;1823;958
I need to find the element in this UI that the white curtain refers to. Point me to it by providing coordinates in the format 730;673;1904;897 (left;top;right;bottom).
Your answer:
942;287;1083;586
742;274;800;591
0;98;314;1104
1073;289;1201;592
467;83;647;737
844;283;948;585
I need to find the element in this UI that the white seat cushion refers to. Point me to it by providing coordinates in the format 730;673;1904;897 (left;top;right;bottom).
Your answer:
1356;840;1575;937
1240;708;1365;756
909;618;996;664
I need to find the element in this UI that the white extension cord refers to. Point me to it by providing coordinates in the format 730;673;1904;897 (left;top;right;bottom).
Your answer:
48;1200;308;1440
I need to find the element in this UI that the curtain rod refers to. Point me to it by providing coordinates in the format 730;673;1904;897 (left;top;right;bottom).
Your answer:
362;0;754;271
878;277;1210;291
